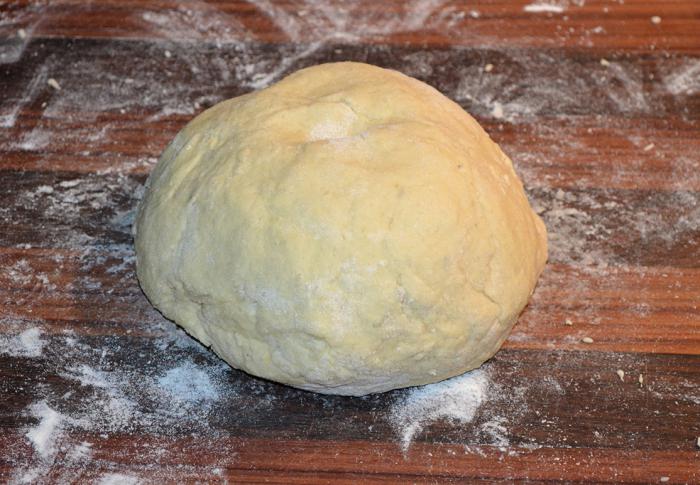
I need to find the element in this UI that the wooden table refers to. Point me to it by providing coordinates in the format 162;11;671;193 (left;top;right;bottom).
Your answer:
1;1;699;483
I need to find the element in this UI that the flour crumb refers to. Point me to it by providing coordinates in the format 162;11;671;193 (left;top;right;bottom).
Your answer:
36;185;54;194
18;28;27;39
616;369;625;382
524;2;565;13
639;374;644;386
581;336;594;344
643;143;655;151
47;78;61;90
484;63;494;73
164;50;172;58
600;58;610;67
491;102;504;119
564;318;573;326
650;16;661;25
58;179;81;188
389;369;489;452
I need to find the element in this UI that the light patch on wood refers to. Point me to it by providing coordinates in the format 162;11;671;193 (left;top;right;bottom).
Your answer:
491;102;504;119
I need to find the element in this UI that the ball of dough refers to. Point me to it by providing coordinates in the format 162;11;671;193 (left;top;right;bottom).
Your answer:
134;62;547;396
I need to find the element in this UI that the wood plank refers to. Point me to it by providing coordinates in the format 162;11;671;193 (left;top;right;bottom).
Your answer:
2;115;699;192
1;247;698;354
1;39;699;191
1;0;699;52
1;2;699;482
2;435;699;483
109;439;698;483
3;38;699;122
1;421;699;482
3;166;698;267
1;334;698;451
513;264;700;354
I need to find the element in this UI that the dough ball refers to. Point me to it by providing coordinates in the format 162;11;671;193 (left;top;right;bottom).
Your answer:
134;62;547;396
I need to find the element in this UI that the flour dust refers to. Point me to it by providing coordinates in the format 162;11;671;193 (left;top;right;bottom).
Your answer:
2;0;699;479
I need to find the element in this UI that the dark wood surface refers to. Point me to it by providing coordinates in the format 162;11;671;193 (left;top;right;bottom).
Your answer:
1;1;699;483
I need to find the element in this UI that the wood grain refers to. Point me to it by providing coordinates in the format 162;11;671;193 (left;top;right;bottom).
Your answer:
2;340;699;449
1;0;699;483
2;0;700;52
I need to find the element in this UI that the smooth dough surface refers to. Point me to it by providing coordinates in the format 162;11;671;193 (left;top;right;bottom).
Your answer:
134;62;547;396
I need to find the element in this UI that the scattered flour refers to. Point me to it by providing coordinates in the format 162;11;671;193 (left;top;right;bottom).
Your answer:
0;327;44;358
663;59;700;96
0;2;43;65
97;473;143;485
245;0;450;88
14;128;52;151
8;327;237;482
25;401;65;460
157;362;221;402
139;3;248;41
453;51;652;123
12;401;94;484
389;369;489;452
480;416;510;448
2;1;698;480
0;63;48;128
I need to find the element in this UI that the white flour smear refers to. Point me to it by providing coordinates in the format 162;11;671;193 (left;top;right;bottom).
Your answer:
12;401;95;484
25;401;64;460
389;369;489;452
663;59;700;96
0;326;45;358
388;365;540;452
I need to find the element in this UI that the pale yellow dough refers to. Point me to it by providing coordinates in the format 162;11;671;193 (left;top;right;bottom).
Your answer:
134;62;547;396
